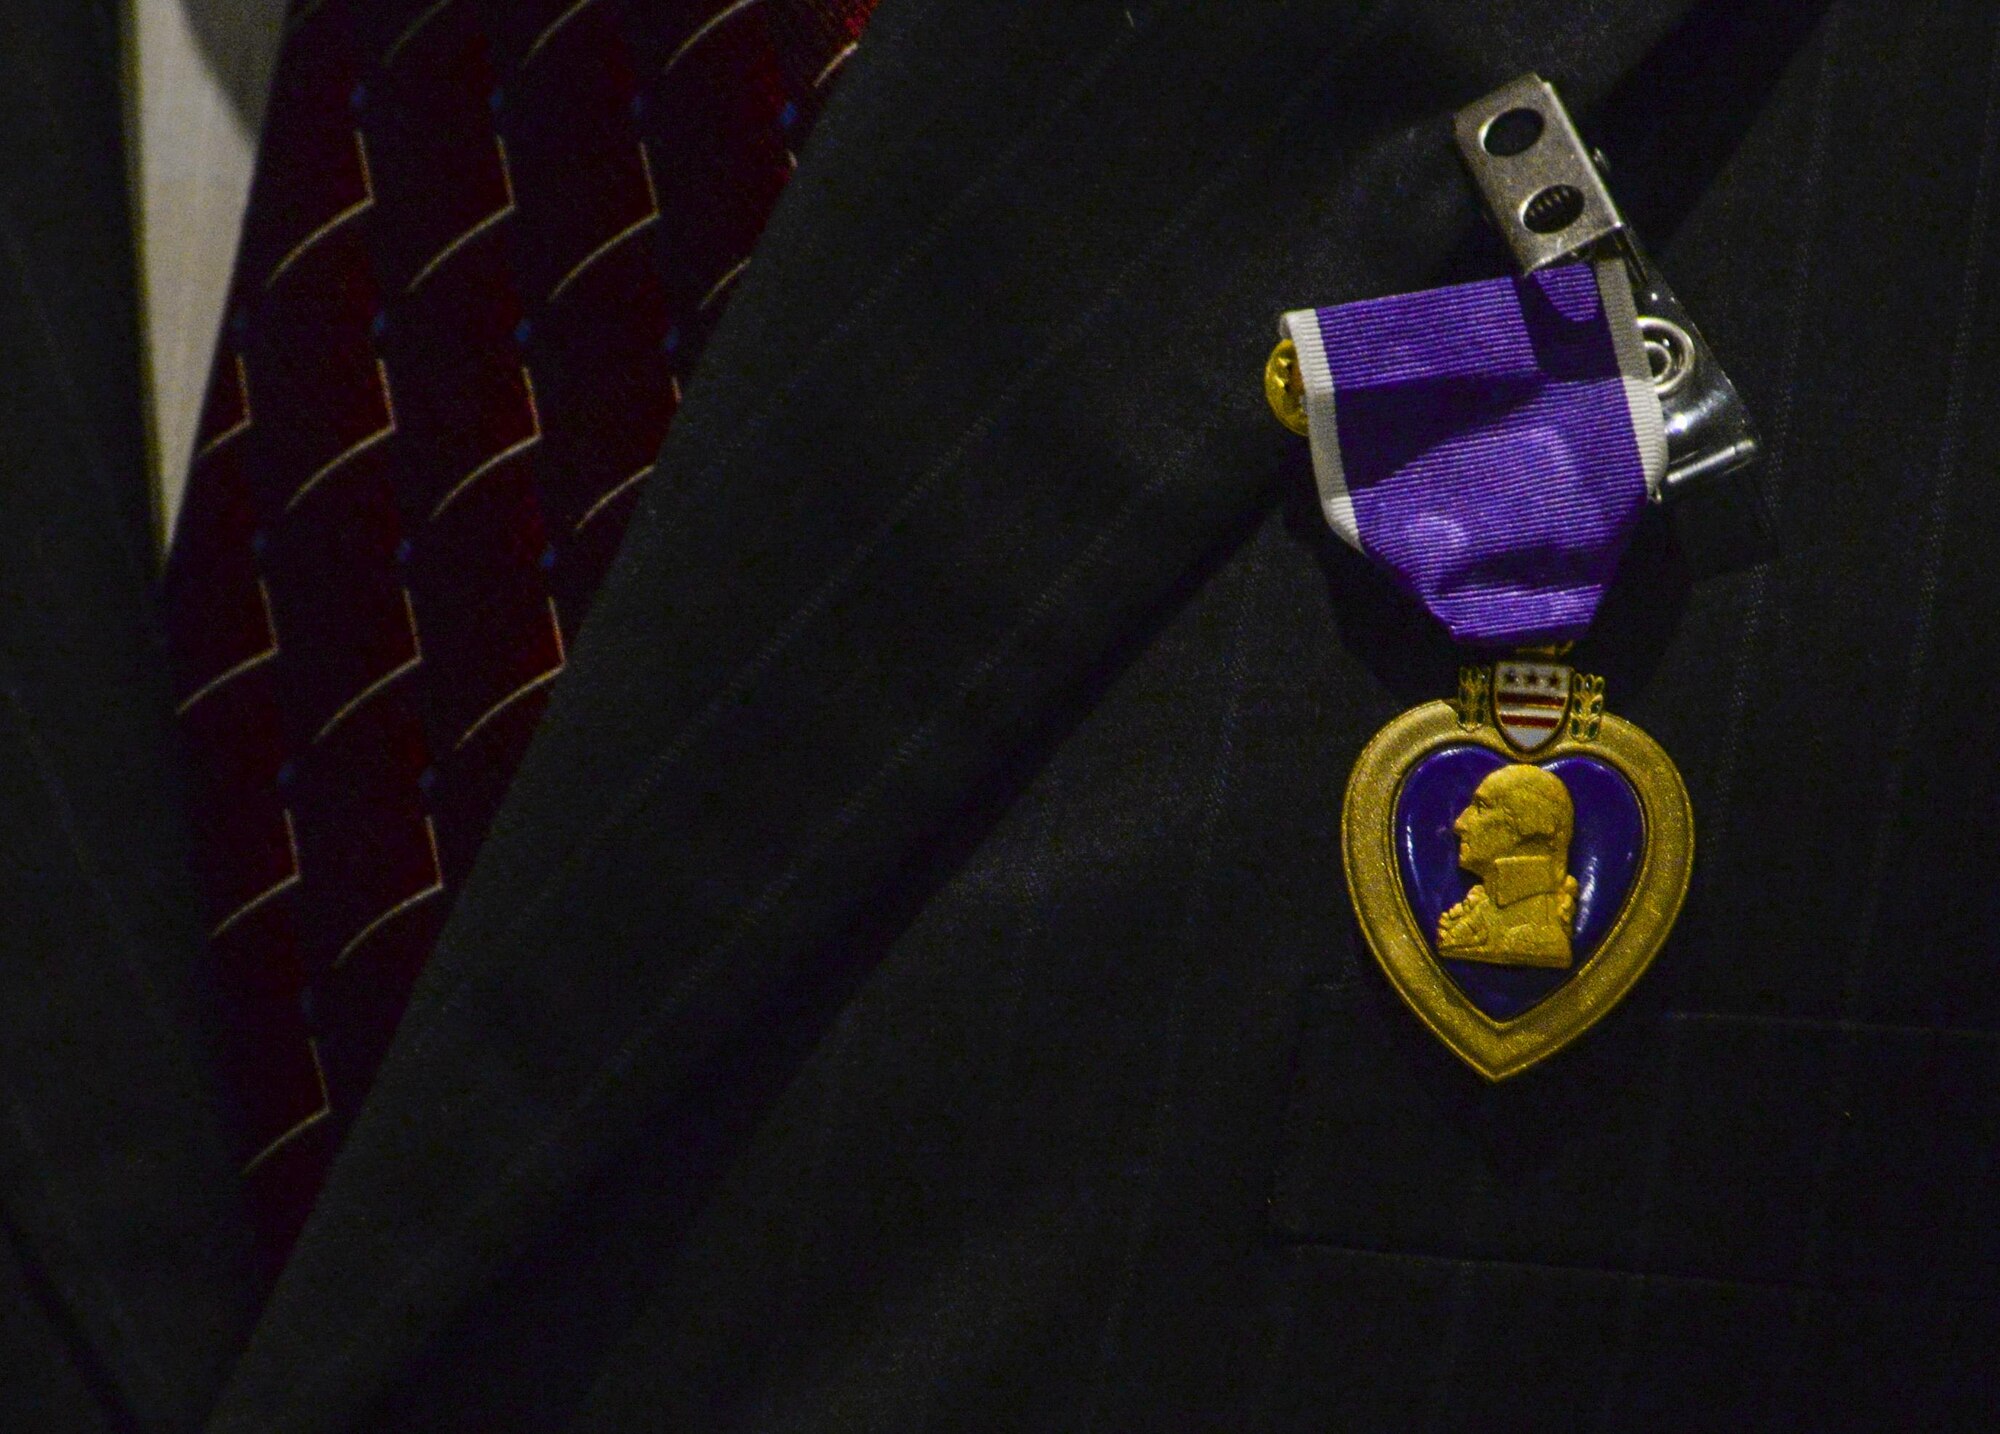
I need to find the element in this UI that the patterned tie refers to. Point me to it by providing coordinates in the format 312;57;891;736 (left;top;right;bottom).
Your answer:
163;0;879;1261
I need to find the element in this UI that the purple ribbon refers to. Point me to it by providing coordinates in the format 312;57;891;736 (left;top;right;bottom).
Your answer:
1281;260;1663;647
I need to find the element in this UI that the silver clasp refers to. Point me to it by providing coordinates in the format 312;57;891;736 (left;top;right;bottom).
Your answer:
1453;75;1759;501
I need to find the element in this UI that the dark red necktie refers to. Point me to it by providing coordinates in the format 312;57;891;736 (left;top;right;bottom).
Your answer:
164;0;879;1262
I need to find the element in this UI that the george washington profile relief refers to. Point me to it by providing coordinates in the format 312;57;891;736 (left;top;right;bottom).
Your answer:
1436;764;1579;969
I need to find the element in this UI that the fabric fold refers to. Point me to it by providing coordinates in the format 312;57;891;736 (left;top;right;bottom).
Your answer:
1282;257;1665;645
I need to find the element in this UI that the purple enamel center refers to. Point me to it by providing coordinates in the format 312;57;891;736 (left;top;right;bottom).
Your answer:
1394;744;1643;1020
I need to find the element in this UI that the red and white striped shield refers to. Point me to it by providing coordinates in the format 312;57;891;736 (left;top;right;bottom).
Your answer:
1493;661;1571;751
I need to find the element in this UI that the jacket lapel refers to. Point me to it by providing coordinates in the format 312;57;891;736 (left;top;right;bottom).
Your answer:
210;1;1703;1428
0;3;260;1429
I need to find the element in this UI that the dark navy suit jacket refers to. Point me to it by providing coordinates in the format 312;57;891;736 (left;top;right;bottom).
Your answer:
2;0;1994;1428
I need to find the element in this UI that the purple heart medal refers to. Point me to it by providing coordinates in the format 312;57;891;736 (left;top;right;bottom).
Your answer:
1267;77;1758;1079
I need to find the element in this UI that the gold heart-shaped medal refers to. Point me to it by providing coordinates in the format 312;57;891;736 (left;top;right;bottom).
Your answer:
1342;660;1693;1080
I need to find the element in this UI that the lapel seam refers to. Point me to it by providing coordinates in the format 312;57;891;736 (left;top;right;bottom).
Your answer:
0;1090;165;1415
630;9;1148;547
401;0;1403;1074
0;682;191;1061
277;440;1193;1420
269;9;1411;1400
0;683;181;1410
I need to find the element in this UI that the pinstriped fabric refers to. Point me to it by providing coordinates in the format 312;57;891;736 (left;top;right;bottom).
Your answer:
1589;11;1848;1420
162;0;879;1258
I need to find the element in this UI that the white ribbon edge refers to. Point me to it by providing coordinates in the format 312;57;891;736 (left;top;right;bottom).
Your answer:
1285;264;1664;548
1593;255;1668;498
1279;308;1359;547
